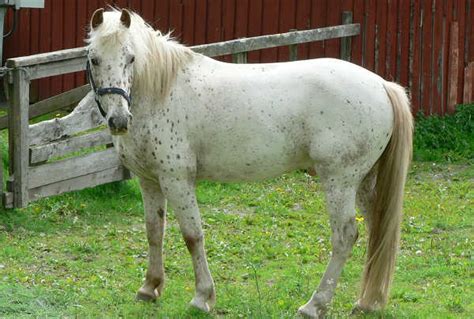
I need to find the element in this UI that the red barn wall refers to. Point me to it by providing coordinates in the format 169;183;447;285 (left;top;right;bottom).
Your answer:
4;0;474;115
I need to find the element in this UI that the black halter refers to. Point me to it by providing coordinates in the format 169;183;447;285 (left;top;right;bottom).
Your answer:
86;59;132;118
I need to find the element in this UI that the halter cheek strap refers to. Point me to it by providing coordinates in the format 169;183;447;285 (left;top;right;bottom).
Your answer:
86;59;132;118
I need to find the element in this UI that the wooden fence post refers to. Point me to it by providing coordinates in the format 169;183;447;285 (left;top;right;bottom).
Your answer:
289;29;298;61
232;52;248;63
341;11;353;61
7;68;30;208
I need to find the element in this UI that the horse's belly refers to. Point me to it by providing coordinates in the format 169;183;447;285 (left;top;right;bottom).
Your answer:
195;138;311;182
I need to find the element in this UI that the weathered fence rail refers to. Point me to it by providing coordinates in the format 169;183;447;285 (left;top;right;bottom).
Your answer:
2;21;359;208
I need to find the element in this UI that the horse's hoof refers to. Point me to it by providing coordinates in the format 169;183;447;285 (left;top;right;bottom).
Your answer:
189;298;211;313
297;304;325;319
136;288;157;302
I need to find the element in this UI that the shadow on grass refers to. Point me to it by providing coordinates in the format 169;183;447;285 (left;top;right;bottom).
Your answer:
0;180;142;234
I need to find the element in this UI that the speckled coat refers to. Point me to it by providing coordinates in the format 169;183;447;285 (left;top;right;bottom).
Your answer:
87;9;413;318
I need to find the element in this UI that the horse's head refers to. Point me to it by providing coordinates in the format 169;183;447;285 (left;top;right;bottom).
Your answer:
87;8;135;135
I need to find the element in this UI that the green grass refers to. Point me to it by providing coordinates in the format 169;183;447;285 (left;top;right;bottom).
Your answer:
414;104;473;162
0;107;473;318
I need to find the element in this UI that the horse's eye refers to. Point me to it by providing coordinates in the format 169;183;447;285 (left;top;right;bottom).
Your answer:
91;58;99;66
129;56;135;64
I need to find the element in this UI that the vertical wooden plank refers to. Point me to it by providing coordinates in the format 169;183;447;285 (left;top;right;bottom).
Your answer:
222;0;236;41
455;0;466;106
364;0;377;70
63;2;77;92
375;0;388;76
398;0;410;86
114;0;129;9
8;69;30;207
169;1;184;40
352;0;364;65
38;0;52;100
75;0;88;89
421;0;433;115
441;0;454;115
309;0;327;59
128;0;142;12
50;0;64;97
141;0;155;25
447;21;459;113
386;0;398;80
469;0;474;62
340;11;353;61
154;0;170;31
463;62;474;103
19;10;31;57
411;0;422;114
278;0;296;61
29;9;41;102
261;0;280;62
221;0;236;61
183;0;196;45
2;8;13;62
207;0;223;44
295;0;311;60
232;52;248;63
234;0;249;39
194;0;207;44
248;0;263;62
432;0;444;115
325;0;341;58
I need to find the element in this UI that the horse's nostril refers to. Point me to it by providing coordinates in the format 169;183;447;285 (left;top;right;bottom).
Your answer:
108;117;117;129
108;116;128;133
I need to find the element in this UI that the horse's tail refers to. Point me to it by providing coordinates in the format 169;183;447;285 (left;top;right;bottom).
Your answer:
358;81;413;310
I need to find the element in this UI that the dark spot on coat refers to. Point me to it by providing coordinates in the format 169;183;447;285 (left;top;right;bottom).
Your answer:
157;208;165;218
183;234;203;255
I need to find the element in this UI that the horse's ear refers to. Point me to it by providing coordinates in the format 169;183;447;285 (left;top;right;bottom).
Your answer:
91;8;104;30
120;9;131;29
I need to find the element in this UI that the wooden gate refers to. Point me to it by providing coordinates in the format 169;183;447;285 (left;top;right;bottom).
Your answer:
2;21;359;208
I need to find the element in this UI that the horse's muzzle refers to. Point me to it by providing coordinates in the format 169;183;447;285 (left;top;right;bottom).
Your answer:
108;115;130;135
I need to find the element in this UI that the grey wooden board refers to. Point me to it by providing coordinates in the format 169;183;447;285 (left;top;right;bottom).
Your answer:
30;129;112;164
340;12;353;61
193;24;360;57
28;57;86;80
6;24;360;71
28;165;127;202
6;47;87;67
28;147;121;189
3;192;13;209
0;84;90;130
9;68;30;207
29;91;105;146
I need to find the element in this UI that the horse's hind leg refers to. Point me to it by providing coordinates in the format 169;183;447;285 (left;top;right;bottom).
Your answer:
136;178;167;301
356;165;377;231
298;179;358;318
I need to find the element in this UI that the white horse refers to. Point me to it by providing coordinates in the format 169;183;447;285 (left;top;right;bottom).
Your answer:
86;8;413;318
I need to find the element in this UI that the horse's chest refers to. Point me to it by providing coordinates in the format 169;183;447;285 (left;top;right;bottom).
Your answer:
115;136;159;178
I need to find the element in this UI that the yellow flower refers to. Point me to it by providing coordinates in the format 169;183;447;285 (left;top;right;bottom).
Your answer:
356;216;364;223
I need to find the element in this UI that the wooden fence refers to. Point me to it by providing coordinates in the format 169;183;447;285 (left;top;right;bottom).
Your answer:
3;0;473;115
2;22;359;208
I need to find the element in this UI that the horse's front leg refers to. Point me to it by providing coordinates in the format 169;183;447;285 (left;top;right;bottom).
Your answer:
160;175;216;312
136;178;167;301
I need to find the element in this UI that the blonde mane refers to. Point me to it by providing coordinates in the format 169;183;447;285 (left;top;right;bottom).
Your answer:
86;8;194;101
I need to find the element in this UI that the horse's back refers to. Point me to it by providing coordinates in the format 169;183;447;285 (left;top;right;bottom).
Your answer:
178;57;394;182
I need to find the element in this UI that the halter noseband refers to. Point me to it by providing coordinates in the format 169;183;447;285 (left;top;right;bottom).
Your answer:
86;59;132;118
